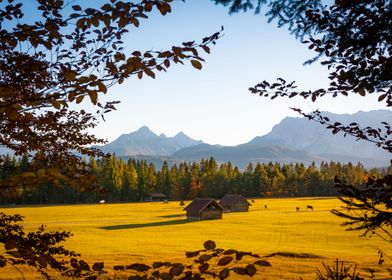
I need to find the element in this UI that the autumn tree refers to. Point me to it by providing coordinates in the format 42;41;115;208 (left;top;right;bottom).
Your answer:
0;0;222;196
214;0;392;243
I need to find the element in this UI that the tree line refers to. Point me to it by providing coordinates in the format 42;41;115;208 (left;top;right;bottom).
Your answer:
1;154;390;205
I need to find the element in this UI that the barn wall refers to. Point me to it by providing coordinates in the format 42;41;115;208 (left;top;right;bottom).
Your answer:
200;210;222;220
186;213;201;220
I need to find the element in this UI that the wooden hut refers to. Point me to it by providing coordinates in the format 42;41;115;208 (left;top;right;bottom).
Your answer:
219;194;251;212
184;198;223;220
145;192;167;202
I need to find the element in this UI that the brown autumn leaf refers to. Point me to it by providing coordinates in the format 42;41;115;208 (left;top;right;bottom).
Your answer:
185;251;200;258
254;260;272;267
92;262;104;271
219;268;230;279
169;264;185;276
232;267;248;275
203;240;216;250
127;263;151;272
4;239;17;250
191;60;202;70
198;263;209;273
245;264;257;276
217;256;233;266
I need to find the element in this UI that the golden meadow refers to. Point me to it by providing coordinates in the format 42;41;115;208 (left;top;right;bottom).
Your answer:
1;198;390;279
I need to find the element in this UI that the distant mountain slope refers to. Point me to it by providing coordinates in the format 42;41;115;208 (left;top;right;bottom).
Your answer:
96;126;203;156
173;143;321;167
248;110;391;161
171;110;391;168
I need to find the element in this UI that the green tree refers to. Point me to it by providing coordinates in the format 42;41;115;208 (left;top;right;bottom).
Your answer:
169;164;182;200
253;163;269;196
188;162;201;198
123;159;138;201
157;161;171;196
241;162;254;196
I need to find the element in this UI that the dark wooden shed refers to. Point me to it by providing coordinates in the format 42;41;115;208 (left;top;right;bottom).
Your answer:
219;195;251;212
184;198;223;220
145;192;167;202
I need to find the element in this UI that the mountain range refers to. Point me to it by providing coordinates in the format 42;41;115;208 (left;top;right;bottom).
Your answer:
97;125;203;156
96;110;391;168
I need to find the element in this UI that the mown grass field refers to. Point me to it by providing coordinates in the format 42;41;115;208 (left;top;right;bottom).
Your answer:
1;198;391;279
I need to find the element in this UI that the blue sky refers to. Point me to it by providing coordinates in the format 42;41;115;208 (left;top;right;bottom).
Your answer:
91;0;386;146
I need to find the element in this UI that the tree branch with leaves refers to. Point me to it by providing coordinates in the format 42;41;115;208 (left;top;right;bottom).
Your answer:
0;0;222;195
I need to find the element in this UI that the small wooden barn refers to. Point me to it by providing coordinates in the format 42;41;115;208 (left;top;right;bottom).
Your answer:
219;194;251;212
184;198;223;220
145;192;167;202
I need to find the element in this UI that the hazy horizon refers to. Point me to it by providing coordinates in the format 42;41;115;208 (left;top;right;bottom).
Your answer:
98;108;392;147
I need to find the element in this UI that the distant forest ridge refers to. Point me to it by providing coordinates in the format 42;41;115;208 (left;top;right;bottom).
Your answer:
1;154;391;205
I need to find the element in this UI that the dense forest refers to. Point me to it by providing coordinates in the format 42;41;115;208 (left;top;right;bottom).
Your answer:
1;155;390;205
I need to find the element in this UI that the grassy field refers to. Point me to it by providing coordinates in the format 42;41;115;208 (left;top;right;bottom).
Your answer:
0;198;391;279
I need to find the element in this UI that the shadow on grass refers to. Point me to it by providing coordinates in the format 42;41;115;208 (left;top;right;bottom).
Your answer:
100;219;196;230
265;251;323;259
158;214;185;218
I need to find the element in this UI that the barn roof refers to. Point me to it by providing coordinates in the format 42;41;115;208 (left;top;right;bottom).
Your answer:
184;198;223;213
219;195;251;207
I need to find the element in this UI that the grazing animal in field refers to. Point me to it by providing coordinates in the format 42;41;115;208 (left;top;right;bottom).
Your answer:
99;200;106;204
307;205;314;211
180;200;185;206
296;207;300;212
252;200;255;203
264;205;267;209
